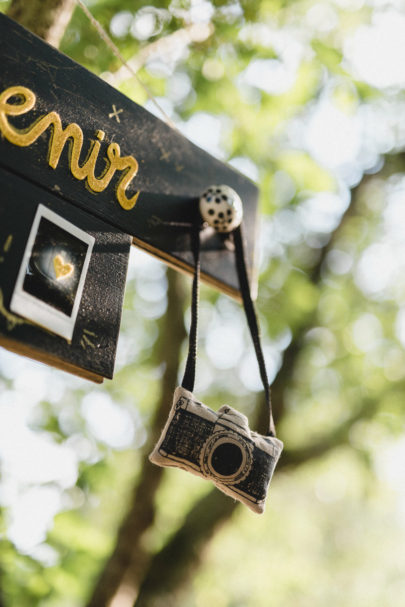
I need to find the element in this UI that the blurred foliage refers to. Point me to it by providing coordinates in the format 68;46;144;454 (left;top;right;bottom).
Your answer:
1;0;405;606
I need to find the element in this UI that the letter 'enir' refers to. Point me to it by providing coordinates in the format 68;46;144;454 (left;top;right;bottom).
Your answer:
0;85;140;210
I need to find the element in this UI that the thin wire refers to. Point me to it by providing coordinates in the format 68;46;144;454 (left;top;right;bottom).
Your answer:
75;0;177;130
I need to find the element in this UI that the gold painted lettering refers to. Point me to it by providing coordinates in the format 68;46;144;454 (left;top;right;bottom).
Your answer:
0;85;140;210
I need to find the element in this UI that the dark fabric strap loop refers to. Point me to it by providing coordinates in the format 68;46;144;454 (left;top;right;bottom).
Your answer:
233;225;275;436
181;220;275;437
181;220;201;394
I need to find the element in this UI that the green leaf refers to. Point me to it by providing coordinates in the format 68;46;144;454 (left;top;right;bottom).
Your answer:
277;151;336;193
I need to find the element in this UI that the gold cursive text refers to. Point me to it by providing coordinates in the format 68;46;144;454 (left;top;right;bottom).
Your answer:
0;85;139;210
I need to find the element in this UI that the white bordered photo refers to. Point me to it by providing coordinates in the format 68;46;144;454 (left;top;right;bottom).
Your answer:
10;204;95;341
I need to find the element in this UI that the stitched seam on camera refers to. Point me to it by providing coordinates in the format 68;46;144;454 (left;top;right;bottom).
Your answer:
159;453;201;472
177;407;217;423
215;420;252;434
227;485;262;504
177;393;215;414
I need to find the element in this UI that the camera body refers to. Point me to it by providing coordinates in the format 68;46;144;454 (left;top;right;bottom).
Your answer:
149;386;283;513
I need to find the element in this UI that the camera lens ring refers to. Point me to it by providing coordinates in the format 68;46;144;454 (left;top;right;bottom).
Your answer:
200;431;253;485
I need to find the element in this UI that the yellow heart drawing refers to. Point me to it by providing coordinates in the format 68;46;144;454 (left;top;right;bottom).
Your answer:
53;254;74;280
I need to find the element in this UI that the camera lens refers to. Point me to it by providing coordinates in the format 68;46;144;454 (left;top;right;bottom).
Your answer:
211;443;243;477
201;432;253;484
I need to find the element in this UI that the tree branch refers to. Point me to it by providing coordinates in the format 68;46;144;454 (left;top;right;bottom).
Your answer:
103;23;214;88
133;171;381;606
134;394;379;607
135;490;237;607
278;398;378;470
86;269;187;607
258;176;367;435
7;0;76;46
2;5;75;607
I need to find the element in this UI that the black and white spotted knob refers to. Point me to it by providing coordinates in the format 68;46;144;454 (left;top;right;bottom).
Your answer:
199;185;243;233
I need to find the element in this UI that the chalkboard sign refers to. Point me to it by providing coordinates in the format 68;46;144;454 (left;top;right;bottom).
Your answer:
0;13;259;298
0;13;259;380
0;168;131;382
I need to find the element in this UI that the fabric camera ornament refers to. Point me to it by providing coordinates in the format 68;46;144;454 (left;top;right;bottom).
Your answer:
150;188;283;514
150;385;282;514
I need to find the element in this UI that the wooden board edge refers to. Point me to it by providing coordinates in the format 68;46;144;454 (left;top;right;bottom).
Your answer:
0;335;104;383
132;236;245;301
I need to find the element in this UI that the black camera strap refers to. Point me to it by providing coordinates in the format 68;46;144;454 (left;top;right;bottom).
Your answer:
181;219;201;399
181;221;276;437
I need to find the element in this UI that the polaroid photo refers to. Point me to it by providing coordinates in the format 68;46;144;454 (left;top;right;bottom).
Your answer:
10;204;95;341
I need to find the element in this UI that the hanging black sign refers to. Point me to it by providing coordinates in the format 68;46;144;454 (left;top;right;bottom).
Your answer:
0;13;259;297
0;169;131;382
0;13;259;381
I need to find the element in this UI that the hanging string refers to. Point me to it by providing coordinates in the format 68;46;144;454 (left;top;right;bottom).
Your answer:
75;2;274;432
182;220;276;437
181;218;201;394
75;0;177;130
233;225;275;437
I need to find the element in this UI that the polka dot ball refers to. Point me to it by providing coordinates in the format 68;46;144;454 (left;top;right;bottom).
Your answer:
199;185;243;233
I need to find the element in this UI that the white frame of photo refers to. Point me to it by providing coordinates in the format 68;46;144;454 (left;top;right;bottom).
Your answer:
10;204;95;341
